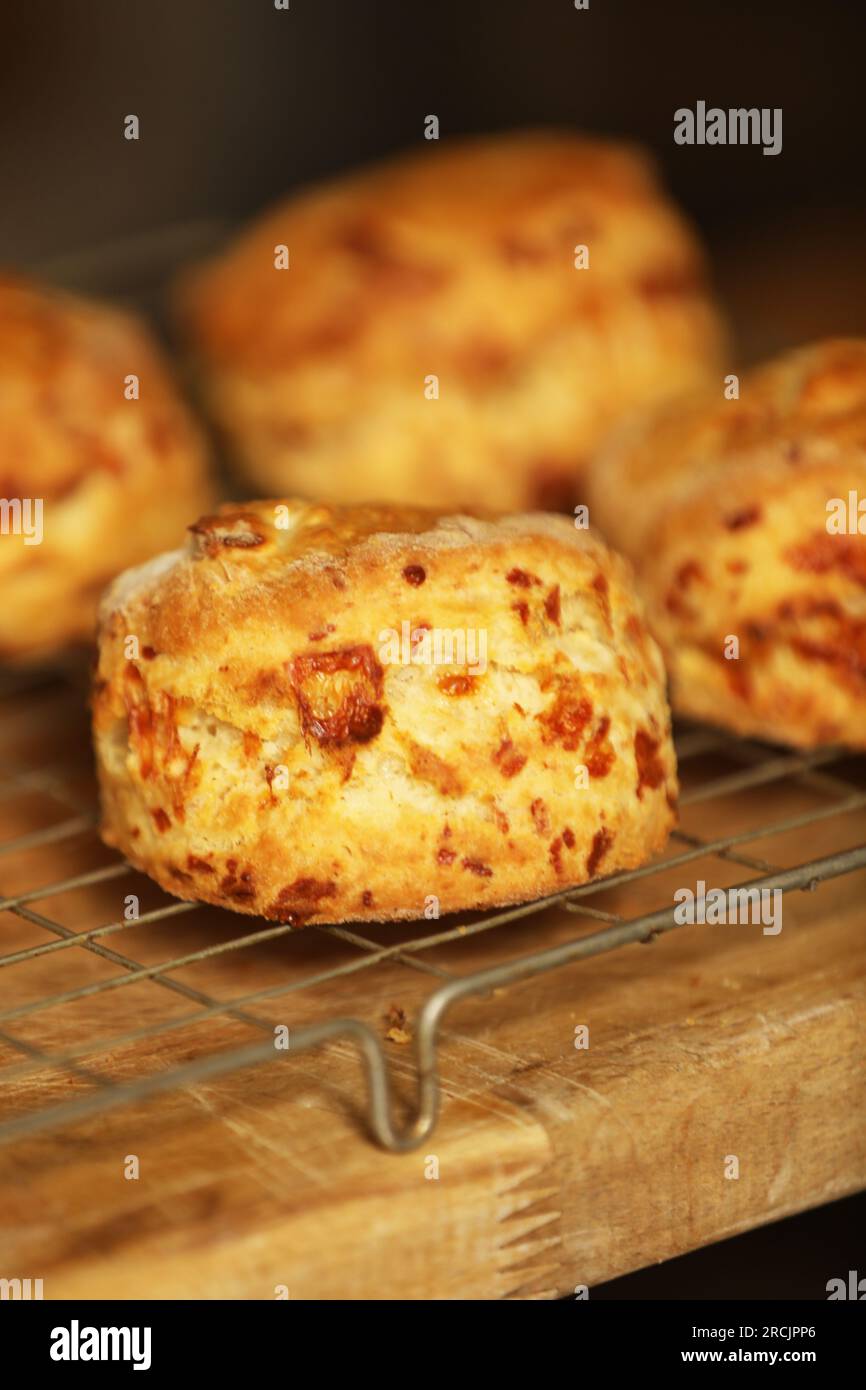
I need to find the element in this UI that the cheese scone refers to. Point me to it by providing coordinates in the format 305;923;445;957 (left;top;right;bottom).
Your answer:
585;340;866;748
176;131;727;512
93;500;677;924
0;275;213;664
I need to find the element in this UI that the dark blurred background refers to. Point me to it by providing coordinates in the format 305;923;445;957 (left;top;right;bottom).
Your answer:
1;0;865;359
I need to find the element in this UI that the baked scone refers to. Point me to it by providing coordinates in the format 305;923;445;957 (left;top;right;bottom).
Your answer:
176;132;727;512
0;275;213;663
92;500;678;924
584;340;866;748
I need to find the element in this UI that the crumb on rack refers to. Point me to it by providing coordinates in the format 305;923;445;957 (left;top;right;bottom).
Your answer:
384;1004;412;1045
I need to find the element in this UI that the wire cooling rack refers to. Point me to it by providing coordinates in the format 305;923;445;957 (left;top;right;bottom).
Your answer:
1;669;865;1152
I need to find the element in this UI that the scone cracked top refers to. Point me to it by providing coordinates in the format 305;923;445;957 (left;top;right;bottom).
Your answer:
176;131;727;512
0;275;213;663
93;500;678;924
585;339;866;748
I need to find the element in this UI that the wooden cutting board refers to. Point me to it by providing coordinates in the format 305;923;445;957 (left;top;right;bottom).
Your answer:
0;679;864;1300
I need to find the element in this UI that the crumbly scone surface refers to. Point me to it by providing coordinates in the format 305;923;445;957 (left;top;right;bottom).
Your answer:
0;275;213;662
93;499;678;924
177;132;727;511
586;339;866;747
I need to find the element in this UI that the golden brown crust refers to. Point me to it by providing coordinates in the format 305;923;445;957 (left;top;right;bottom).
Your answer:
0;275;213;663
177;131;727;511
585;339;866;748
93;499;678;924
